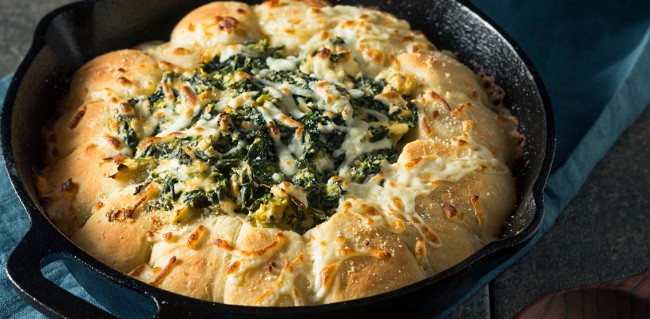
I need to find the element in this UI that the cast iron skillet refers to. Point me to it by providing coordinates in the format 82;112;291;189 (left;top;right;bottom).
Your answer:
1;0;555;317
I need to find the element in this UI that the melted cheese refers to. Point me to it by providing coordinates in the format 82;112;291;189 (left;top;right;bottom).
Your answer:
252;253;307;306
42;0;521;307
305;233;391;302
350;141;506;214
267;56;300;71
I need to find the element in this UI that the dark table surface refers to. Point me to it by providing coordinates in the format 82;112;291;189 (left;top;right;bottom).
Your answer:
2;1;649;318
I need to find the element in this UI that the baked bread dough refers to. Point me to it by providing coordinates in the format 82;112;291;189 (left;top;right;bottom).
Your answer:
37;0;522;306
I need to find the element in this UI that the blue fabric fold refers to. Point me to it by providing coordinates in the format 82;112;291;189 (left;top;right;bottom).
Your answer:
471;0;650;168
0;80;100;319
2;0;650;317
436;1;650;317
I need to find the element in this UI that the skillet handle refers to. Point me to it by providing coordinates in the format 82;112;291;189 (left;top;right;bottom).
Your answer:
6;225;117;319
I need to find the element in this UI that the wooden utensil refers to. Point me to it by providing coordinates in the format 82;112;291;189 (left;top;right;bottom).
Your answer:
515;269;650;318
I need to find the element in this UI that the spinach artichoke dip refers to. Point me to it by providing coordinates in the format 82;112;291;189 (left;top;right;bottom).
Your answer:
36;0;523;306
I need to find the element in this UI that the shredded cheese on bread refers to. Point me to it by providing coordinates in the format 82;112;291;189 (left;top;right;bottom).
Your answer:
37;0;522;306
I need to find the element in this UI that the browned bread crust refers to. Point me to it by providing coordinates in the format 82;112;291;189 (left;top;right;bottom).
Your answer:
37;0;522;306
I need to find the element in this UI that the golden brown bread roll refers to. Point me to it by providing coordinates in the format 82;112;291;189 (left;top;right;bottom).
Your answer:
255;0;436;77
133;215;243;302
36;144;121;234
72;184;158;272
37;0;522;306
305;206;425;303
62;50;162;112
171;1;264;48
392;52;522;166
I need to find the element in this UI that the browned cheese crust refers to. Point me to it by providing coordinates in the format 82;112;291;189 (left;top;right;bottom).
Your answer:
36;0;522;306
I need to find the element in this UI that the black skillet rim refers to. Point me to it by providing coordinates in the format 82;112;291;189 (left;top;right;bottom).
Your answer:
1;0;555;316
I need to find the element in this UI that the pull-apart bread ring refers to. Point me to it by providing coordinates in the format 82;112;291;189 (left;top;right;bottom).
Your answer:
37;0;523;306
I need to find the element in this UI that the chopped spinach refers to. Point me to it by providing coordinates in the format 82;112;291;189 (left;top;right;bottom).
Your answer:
117;115;139;152
201;40;282;75
265;70;316;89
246;133;278;184
183;189;211;209
368;126;390;142
147;86;165;106
348;149;397;183
116;39;417;233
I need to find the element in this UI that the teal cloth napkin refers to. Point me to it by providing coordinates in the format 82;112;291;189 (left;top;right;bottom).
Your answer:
0;78;97;317
2;0;650;317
